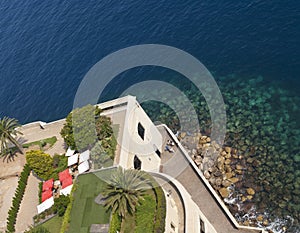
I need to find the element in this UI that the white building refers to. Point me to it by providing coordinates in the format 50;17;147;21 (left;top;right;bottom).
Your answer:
95;96;266;233
97;95;162;172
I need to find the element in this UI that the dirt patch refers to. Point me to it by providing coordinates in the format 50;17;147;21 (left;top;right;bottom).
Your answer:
0;152;26;179
0;177;18;232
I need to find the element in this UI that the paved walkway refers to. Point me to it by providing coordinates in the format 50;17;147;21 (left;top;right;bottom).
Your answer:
15;173;40;233
19;120;66;156
158;125;261;233
0;177;19;232
155;177;184;233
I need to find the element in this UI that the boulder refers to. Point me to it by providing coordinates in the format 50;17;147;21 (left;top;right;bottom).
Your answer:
216;178;223;186
246;188;255;195
225;159;231;165
225;172;233;179
224;146;231;153
219;187;230;198
236;164;244;170
222;180;232;188
228;177;239;183
204;170;211;179
256;215;264;222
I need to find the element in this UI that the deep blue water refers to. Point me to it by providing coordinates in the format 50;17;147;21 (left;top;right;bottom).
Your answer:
0;0;299;123
1;1;300;231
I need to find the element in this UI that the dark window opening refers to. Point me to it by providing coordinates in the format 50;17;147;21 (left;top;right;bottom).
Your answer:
171;222;176;231
134;155;142;170
200;218;205;233
155;149;161;157
138;122;145;140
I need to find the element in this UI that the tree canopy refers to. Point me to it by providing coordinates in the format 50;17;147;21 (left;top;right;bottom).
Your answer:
60;104;117;158
0;116;23;157
26;150;54;180
103;168;151;218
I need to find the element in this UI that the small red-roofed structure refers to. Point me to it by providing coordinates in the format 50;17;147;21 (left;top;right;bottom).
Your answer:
42;190;53;202
42;178;54;192
59;169;72;182
61;176;73;189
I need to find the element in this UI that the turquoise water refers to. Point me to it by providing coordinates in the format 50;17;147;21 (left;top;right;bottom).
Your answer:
140;74;300;232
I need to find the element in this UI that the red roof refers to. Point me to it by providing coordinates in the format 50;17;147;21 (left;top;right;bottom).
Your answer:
61;176;73;189
42;190;53;202
59;169;71;182
42;179;54;192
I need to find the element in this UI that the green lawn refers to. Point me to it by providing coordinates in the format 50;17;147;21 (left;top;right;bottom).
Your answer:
23;136;57;150
67;170;113;233
66;169;165;233
134;195;156;233
121;191;157;233
40;215;63;233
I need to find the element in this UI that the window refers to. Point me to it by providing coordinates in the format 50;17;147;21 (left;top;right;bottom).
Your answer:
200;218;205;233
134;155;142;170
138;122;145;140
170;222;176;231
155;149;161;157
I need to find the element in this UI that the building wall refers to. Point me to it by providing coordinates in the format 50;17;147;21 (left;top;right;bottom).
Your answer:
103;96;162;172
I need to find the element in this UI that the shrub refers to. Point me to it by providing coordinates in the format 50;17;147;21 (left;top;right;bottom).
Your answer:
25;226;50;233
60;105;116;155
26;150;54;180
6;164;31;233
52;154;68;173
38;182;43;203
60;185;76;233
53;195;70;217
90;141;111;169
153;186;166;233
60;105;100;151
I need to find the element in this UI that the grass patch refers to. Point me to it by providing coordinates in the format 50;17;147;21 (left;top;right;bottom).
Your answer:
134;195;156;233
122;212;135;233
40;215;63;233
67;170;113;233
23;136;57;150
119;176;165;233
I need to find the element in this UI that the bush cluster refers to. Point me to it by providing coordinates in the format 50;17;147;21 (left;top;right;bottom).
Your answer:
33;207;55;225
59;185;76;233
60;105;117;157
26;150;54;180
53;195;70;216
6;164;31;233
27;151;68;181
25;225;50;233
38;182;43;204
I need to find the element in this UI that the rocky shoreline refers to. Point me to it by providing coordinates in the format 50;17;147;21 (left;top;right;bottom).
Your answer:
178;132;287;233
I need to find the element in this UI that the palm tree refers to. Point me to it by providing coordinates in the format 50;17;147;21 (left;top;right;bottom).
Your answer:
0;116;23;157
103;167;151;219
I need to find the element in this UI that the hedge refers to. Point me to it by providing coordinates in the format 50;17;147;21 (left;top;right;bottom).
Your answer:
38;182;43;204
151;182;166;233
59;185;76;233
6;164;31;233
